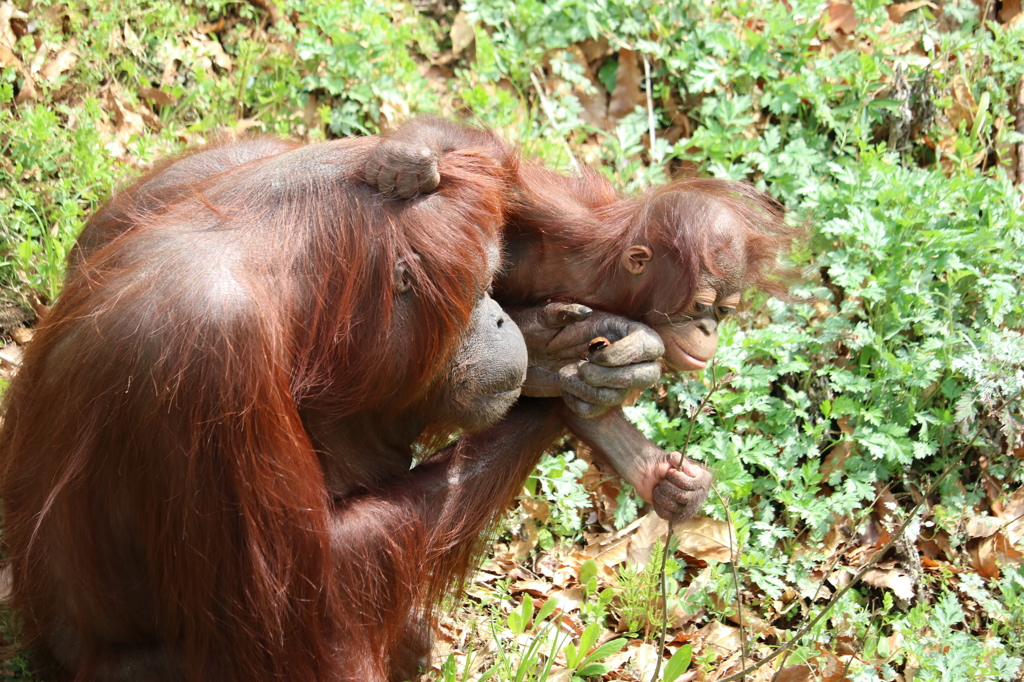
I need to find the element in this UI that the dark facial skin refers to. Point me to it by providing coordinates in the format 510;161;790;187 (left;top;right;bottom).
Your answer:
434;292;528;432
305;245;528;501
392;243;527;434
640;225;747;374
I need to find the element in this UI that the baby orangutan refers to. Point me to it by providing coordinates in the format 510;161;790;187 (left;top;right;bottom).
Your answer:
365;116;795;521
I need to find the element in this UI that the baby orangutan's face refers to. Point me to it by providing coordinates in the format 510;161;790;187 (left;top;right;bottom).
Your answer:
643;229;747;373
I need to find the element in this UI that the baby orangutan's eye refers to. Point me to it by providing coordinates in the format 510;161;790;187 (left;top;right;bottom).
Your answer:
692;302;713;315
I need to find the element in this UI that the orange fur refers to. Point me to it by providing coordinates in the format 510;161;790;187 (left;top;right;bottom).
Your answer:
0;135;562;681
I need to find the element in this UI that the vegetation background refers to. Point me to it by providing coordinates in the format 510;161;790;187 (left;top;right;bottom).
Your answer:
0;0;1022;680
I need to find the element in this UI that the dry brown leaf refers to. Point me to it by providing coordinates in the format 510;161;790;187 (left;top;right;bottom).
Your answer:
197;17;226;34
886;1;936;22
968;532;1023;579
0;345;23;369
775;648;847;682
123;22;145;59
551;556;581;588
584;514;644;548
0;43;17;68
967;515;1003;539
750;663;784;682
247;0;283;26
564;45;609;131
862;567;915;601
101;83;147;157
0;1;19;51
696;619;742;657
470;568;505;587
10;327;33;345
966;532;999;577
660;89;692;145
672;516;736;563
820;417;855;479
508;517;539;560
982;467;1005;515
545;669;573;682
14;73;35;104
588;535;630;575
712;648;749;681
998;485;1024;520
827;565;854;592
548;586;584;614
608;48;644;122
206;38;233;71
947;74;978;131
1004;520;1024;554
872;482;899;528
681;566;714;605
138;85;175;107
379;96;410;129
821;515;852;555
824;2;858;34
160;43;184;88
27;41;46;75
40;38;77;82
724;604;778;637
450;12;474;58
668;567;710;628
578;37;613;64
188;33;232;72
999;0;1022;22
521;496;550;523
510;579;552;597
622;641;664;679
774;664;817;682
533;551;560;579
628;512;669;566
922;530;956;561
578;446;622;527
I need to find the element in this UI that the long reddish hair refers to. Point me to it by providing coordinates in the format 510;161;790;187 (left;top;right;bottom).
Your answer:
0;137;510;681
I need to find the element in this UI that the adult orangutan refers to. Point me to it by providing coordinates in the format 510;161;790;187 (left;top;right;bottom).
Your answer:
0;133;682;681
365;115;795;520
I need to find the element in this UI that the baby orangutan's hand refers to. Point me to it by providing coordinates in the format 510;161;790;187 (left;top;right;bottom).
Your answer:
650;452;712;521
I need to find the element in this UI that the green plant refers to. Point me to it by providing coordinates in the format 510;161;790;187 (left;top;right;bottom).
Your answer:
480;590;627;682
525;450;591;547
615;541;682;636
0;606;35;682
292;0;440;136
577;558;616;626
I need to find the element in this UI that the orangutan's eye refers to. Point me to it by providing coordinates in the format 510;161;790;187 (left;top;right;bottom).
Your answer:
692;302;713;316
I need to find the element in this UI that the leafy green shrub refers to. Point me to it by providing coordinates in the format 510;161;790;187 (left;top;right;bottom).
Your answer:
293;0;440;136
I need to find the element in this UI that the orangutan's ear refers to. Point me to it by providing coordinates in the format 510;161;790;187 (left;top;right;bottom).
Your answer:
620;245;653;275
393;254;422;294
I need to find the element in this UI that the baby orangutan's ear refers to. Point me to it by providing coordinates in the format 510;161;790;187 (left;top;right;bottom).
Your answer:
620;245;653;275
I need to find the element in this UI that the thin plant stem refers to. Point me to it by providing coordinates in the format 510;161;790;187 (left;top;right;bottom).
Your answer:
652;362;723;682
